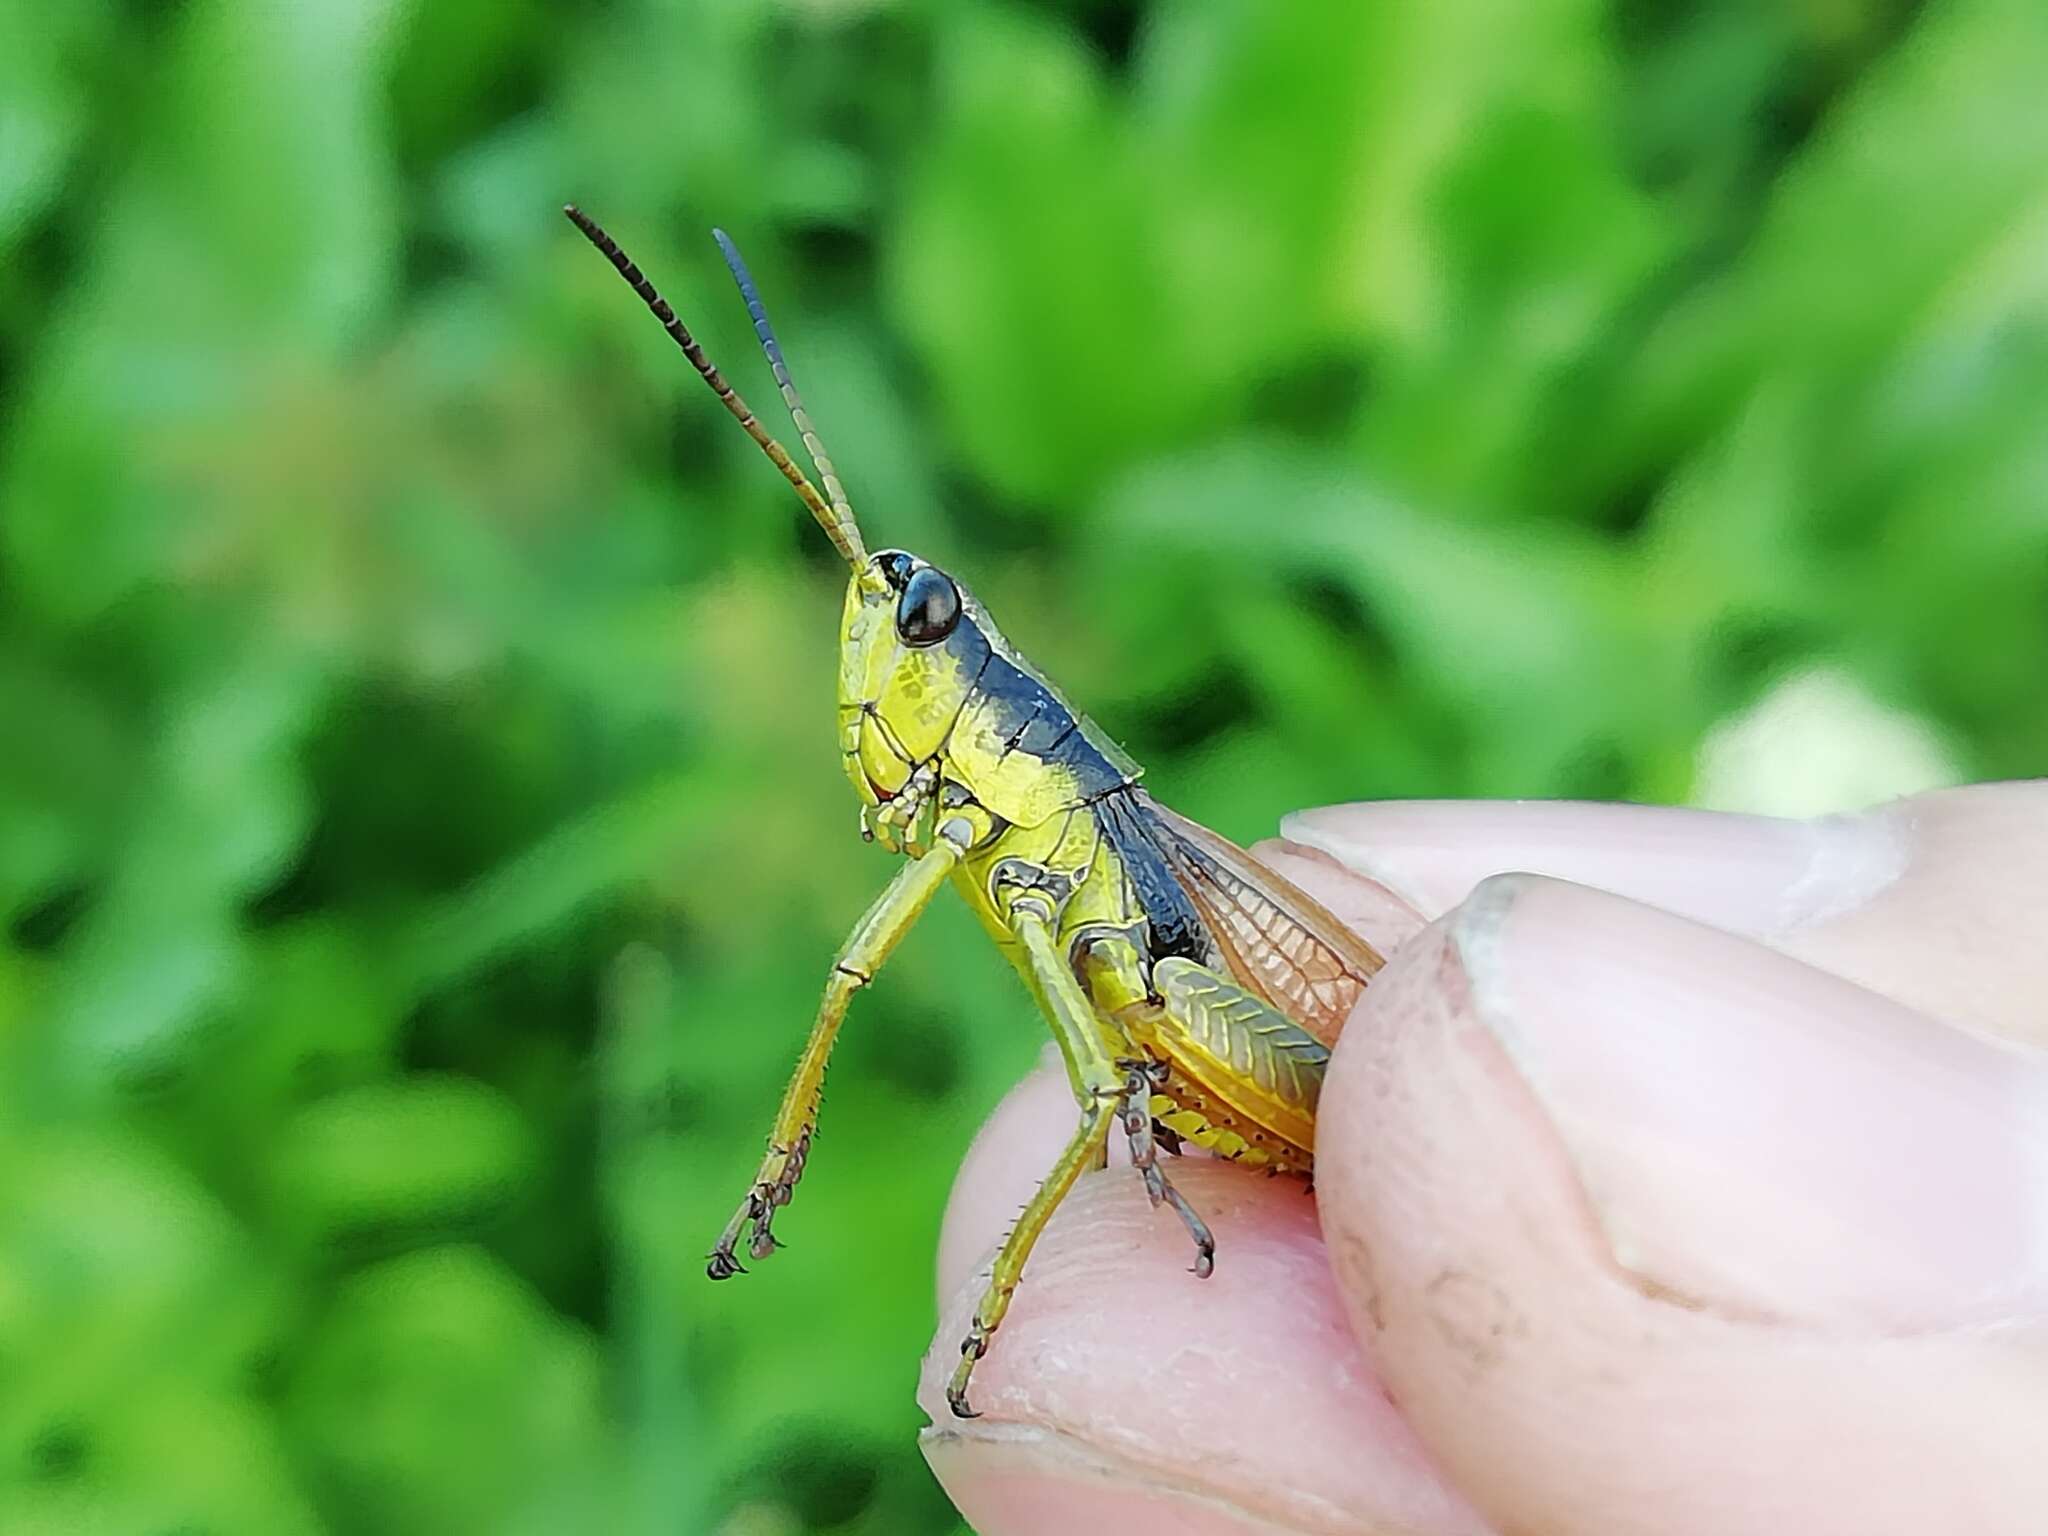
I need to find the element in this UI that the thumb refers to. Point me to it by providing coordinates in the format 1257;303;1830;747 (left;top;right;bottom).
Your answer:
1317;874;2048;1536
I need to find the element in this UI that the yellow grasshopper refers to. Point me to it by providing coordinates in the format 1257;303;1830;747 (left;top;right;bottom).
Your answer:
565;207;1385;1416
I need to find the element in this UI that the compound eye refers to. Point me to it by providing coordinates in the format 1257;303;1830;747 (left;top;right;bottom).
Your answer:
895;566;961;647
876;551;915;591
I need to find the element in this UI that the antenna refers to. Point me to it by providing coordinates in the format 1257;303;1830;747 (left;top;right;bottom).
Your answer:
562;205;867;570
712;229;857;539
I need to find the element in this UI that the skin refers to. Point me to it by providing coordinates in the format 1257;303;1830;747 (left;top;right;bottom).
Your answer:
917;781;2048;1536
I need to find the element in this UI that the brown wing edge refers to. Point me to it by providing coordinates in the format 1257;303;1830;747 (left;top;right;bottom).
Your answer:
1141;795;1385;1043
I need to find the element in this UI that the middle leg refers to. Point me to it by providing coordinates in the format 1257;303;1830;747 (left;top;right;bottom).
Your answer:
1116;1055;1215;1277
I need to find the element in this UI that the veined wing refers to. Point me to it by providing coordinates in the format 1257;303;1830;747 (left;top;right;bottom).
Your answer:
1141;796;1384;1045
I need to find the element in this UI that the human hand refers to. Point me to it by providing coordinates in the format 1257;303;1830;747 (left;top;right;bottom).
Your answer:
917;784;2048;1536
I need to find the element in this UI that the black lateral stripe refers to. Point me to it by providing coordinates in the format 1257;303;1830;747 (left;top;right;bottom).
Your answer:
1094;789;1213;965
967;644;1131;797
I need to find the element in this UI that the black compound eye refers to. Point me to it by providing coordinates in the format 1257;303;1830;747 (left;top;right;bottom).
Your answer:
895;566;961;646
876;551;914;591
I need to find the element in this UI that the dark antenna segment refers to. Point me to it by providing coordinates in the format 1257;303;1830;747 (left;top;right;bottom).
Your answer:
562;205;868;569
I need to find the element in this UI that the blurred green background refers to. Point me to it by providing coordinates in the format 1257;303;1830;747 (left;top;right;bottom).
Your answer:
2;0;2043;1531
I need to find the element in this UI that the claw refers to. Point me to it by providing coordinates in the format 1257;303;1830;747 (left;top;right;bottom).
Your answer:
707;1131;816;1282
946;1324;991;1418
1118;1059;1218;1278
1159;1181;1216;1278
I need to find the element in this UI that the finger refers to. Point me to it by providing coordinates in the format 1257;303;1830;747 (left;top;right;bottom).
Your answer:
1274;798;1896;931
1271;781;2048;1046
1317;873;2048;1536
922;1067;1492;1536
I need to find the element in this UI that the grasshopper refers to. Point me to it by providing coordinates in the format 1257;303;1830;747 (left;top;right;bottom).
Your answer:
565;206;1385;1417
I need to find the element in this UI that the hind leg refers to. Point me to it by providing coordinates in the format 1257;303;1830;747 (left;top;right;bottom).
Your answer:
945;903;1127;1417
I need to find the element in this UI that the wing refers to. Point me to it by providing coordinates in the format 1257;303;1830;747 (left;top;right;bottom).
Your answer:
1140;796;1384;1046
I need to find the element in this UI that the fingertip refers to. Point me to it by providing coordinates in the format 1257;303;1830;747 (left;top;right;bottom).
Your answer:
922;1162;1488;1536
922;1425;1335;1536
1315;874;2048;1536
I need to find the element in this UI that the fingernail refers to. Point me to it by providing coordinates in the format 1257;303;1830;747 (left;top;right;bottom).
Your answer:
1451;874;2048;1330
1280;801;1907;934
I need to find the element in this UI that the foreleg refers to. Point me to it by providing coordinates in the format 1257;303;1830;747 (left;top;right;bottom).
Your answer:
708;824;967;1278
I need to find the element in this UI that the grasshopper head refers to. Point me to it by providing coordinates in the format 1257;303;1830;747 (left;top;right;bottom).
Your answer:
839;549;981;806
562;210;997;811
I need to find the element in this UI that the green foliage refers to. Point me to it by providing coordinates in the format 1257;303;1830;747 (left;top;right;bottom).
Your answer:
1;0;2041;1530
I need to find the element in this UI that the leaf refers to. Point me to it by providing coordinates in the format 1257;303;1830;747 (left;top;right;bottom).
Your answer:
890;4;1184;506
1609;0;2048;483
285;1245;619;1531
268;1076;536;1256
